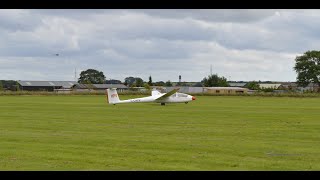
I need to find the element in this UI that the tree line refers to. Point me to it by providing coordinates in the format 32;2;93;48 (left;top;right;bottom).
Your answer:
1;50;319;91
77;69;174;88
77;69;230;88
76;49;320;92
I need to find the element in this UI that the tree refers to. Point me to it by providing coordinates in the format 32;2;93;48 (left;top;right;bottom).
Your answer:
106;79;122;84
16;81;20;91
294;50;320;92
85;80;95;90
202;74;229;87
244;81;260;90
135;77;144;87
165;80;172;87
148;76;153;86
0;81;3;91
144;83;151;90
154;81;165;86
78;69;106;84
1;80;16;90
124;77;136;86
193;82;203;87
179;82;188;86
129;83;137;91
124;77;144;87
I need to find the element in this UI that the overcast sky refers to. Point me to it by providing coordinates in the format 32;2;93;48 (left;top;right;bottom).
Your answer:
1;9;319;82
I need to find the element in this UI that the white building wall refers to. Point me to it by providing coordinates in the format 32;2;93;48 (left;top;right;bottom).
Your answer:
165;87;204;93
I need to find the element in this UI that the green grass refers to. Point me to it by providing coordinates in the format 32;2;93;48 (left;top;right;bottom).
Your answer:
0;95;320;170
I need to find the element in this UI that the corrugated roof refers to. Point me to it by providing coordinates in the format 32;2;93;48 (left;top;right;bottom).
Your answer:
73;84;128;89
203;87;248;90
18;81;78;88
73;84;93;89
228;82;247;87
93;84;128;89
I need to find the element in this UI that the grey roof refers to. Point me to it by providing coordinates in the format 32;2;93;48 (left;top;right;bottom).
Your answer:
18;81;78;88
73;84;93;89
92;84;128;89
204;87;248;90
73;84;128;89
228;82;247;87
73;84;94;89
280;82;297;87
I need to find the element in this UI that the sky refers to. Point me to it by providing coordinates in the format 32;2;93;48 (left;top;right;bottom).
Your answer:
1;9;320;82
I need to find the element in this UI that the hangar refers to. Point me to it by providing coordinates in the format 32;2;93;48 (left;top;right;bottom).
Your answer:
17;80;77;91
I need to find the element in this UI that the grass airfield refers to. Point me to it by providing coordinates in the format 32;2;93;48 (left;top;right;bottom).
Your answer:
0;95;320;170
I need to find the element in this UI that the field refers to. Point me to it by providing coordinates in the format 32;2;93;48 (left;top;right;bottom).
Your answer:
1;95;320;170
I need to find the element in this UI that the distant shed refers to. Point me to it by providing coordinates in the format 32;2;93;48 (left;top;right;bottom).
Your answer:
228;82;247;87
203;87;248;94
17;80;77;91
165;87;204;93
72;84;128;92
258;83;282;89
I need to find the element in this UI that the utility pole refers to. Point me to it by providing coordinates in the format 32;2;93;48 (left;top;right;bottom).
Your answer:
74;68;77;82
210;64;212;76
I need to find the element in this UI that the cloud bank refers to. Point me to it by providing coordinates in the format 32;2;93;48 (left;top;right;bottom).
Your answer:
1;9;319;82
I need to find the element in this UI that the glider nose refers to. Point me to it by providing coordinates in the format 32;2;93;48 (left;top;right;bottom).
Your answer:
192;96;196;101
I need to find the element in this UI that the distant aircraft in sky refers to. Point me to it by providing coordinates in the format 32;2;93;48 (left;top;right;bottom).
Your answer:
106;88;196;105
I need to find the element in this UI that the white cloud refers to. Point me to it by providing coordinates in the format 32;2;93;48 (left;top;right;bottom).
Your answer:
0;9;319;82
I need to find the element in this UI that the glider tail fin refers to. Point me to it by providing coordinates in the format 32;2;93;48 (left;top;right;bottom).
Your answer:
152;89;161;96
106;88;120;104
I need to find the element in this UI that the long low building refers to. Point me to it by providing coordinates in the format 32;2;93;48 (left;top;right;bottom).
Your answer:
203;87;249;94
72;84;128;92
259;83;282;89
165;86;204;93
164;86;248;94
17;80;77;91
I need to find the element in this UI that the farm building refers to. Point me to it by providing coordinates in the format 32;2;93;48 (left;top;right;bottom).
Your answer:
165;87;204;93
164;87;248;94
72;84;128;92
228;82;247;87
296;83;319;92
258;83;282;89
203;87;249;94
278;82;297;90
279;82;320;92
17;81;77;91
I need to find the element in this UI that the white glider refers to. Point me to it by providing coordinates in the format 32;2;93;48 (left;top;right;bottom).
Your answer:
106;88;196;105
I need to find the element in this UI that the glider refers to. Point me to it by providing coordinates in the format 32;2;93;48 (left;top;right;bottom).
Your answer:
106;88;196;105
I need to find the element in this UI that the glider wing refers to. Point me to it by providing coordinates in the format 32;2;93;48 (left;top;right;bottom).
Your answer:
155;88;179;101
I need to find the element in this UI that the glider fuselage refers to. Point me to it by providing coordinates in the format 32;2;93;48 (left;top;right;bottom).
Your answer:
106;88;196;105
